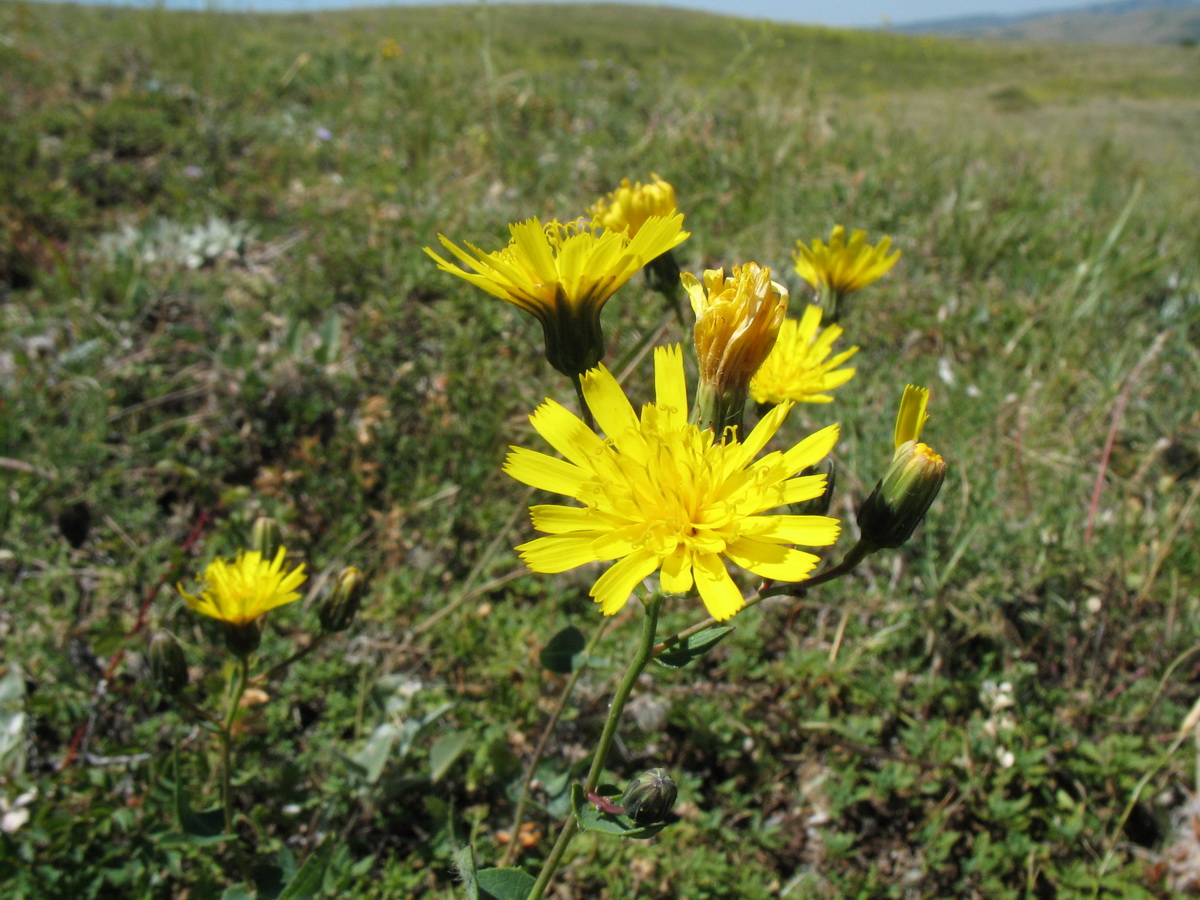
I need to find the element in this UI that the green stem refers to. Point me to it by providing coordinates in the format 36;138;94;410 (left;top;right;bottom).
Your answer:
501;619;610;867
653;540;873;657
570;372;596;431
220;656;250;835
251;633;328;685
527;596;662;900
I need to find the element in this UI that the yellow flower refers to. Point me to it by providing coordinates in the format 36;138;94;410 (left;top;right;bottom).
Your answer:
426;215;688;377
178;547;307;626
503;344;840;621
682;263;787;435
857;385;946;550
588;174;678;237
749;305;859;405
794;226;900;321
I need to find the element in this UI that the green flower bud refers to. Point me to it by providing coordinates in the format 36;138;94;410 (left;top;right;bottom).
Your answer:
856;440;946;549
149;631;189;695
620;768;677;826
319;566;368;633
790;461;836;518
250;516;283;561
223;620;262;658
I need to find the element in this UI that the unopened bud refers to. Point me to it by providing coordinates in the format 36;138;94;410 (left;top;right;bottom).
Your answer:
856;440;946;549
620;768;677;826
149;631;189;695
319;566;368;633
250;517;282;561
790;462;836;518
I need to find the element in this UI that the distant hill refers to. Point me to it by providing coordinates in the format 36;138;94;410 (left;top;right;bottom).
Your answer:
894;0;1200;44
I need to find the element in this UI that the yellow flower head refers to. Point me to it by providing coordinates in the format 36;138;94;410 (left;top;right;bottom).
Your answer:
503;344;840;621
588;174;679;237
794;226;900;318
178;547;307;626
426;215;688;377
682;263;787;434
750;305;859;405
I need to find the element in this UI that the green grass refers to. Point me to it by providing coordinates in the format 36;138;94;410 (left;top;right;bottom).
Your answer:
2;2;1200;897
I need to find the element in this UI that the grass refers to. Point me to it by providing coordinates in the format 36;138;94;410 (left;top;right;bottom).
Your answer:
2;1;1200;897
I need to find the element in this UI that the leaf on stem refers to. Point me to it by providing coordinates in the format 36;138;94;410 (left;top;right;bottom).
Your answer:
654;626;734;669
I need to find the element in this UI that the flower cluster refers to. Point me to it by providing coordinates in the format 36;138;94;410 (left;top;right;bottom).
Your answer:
426;175;940;622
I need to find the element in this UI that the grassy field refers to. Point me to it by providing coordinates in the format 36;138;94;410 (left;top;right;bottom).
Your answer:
3;2;1200;897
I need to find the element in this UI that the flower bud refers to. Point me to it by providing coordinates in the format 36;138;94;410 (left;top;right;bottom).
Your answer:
856;440;946;549
149;631;189;695
790;461;836;518
619;768;677;826
319;566;368;633
684;263;787;437
250;516;283;561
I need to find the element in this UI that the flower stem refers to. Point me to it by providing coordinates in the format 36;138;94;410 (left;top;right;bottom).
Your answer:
653;541;873;657
220;656;250;835
570;372;596;432
527;595;662;900
251;633;328;685
501;619;611;867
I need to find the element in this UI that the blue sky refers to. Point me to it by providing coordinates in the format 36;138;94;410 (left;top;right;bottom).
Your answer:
87;0;1118;28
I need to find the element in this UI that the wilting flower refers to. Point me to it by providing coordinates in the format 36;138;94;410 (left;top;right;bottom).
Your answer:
794;226;900;321
856;385;946;549
503;345;840;621
588;174;678;237
178;547;307;626
750;305;858;405
683;263;787;435
426;215;688;377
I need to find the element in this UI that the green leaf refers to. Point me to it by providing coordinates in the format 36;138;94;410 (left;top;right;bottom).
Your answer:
539;626;587;674
171;752;233;843
277;845;333;900
429;730;471;783
654;626;734;669
569;784;666;840
220;889;255;900
347;722;400;785
477;866;536;900
452;844;479;900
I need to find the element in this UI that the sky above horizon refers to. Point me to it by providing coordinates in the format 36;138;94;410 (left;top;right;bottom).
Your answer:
76;0;1119;28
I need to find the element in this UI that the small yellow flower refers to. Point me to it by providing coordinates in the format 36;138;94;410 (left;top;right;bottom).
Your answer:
794;226;900;321
178;547;307;626
426;215;688;377
750;305;858;405
857;385;946;550
503;344;840;621
682;263;787;434
588;174;678;237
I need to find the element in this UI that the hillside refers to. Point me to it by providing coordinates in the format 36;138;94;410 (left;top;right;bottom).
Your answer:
897;0;1200;43
3;4;1200;898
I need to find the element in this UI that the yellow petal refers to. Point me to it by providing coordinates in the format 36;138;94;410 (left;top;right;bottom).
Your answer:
590;550;661;615
503;447;589;498
516;534;599;573
724;539;822;582
894;385;930;448
693;553;744;621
